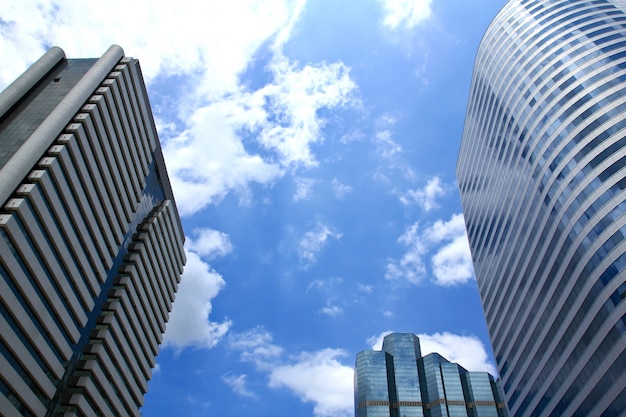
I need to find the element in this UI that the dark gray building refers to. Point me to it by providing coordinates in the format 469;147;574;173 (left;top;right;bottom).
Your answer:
457;1;626;416
354;333;508;417
0;46;185;416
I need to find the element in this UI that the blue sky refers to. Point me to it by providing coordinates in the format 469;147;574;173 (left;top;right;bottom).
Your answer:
1;1;506;416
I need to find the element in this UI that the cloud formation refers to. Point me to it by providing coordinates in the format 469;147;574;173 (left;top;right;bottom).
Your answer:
228;326;284;370
373;115;402;160
164;55;358;215
294;178;316;201
228;327;353;417
298;224;342;267
377;0;434;31
269;349;353;417
0;0;294;91
427;214;475;286
319;305;344;317
386;213;474;285
367;331;496;375
1;1;360;217
186;228;234;259
331;178;353;198
163;249;232;351
401;176;447;210
221;373;258;399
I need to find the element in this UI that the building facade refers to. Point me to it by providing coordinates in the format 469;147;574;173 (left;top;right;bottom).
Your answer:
0;46;185;416
354;333;508;417
457;1;626;416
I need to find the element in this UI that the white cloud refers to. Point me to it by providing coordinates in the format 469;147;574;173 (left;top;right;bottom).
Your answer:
377;0;433;31
382;310;395;318
401;176;447;210
164;56;358;215
385;222;427;283
163;249;232;351
426;214;474;286
0;1;360;217
306;277;343;294
228;328;353;417
222;373;258;399
228;326;284;369
294;178;316;201
297;224;342;267
319;305;343;317
357;283;373;294
431;234;474;286
367;330;393;350
255;56;359;168
418;333;495;375
186;228;233;259
331;178;353;198
366;331;495;375
269;349;353;417
0;0;293;93
162;102;284;215
386;214;474;286
374;130;402;160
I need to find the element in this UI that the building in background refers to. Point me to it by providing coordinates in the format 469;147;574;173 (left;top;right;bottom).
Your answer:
0;45;185;416
354;333;508;417
457;1;626;415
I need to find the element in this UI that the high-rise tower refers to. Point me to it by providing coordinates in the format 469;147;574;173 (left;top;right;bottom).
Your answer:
457;1;626;415
0;46;185;416
354;333;508;417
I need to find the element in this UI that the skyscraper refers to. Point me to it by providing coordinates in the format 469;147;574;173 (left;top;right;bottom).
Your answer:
354;333;508;417
0;46;185;416
457;1;626;416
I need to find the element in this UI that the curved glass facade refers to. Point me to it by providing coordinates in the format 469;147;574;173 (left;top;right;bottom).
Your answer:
457;1;626;416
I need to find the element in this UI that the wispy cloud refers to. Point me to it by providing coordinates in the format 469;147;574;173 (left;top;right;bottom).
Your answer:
386;213;474;285
385;222;427;284
357;283;373;294
255;56;359;168
163;249;232;351
373;114;402;160
377;0;433;31
331;178;353;198
367;331;495;375
319;305;344;317
294;178;316;201
228;328;353;417
221;373;258;399
297;224;342;267
400;176;447;211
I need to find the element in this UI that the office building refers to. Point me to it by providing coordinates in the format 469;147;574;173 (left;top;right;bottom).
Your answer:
354;333;508;417
457;1;626;415
0;45;185;416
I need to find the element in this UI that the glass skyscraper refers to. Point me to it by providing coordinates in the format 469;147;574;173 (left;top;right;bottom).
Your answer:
0;46;185;416
457;1;626;416
354;333;508;417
